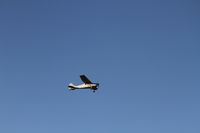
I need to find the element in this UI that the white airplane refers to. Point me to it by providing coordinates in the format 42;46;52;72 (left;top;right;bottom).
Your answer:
68;75;99;92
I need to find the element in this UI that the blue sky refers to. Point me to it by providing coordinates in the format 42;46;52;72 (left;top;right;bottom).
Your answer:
0;0;200;132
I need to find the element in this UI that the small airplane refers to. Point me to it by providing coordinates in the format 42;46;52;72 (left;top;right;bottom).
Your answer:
68;75;99;92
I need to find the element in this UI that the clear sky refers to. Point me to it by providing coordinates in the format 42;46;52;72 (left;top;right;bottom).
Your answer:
0;0;200;133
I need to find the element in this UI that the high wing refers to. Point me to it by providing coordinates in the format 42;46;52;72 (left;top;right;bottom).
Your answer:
80;75;92;84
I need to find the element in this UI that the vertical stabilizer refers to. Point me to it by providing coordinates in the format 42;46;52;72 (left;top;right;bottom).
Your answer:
68;83;76;90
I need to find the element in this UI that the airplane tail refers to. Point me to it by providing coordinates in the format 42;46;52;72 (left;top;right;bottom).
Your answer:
68;83;76;90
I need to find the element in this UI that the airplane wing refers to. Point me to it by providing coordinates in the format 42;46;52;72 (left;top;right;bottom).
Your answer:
80;75;92;84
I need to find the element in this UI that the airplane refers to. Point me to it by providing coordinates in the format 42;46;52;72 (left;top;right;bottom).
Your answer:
68;75;99;92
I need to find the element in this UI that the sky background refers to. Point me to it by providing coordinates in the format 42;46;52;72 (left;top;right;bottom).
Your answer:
0;0;200;133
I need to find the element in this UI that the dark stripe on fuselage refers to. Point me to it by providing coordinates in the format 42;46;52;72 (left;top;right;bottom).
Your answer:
68;85;75;89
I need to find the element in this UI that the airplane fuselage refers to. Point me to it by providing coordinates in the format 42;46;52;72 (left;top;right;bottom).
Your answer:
73;83;97;89
68;83;99;91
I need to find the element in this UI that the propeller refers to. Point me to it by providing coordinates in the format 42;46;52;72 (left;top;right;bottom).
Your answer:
96;83;99;89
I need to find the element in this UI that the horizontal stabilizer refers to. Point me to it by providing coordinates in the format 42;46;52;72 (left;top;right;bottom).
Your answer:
68;83;76;90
